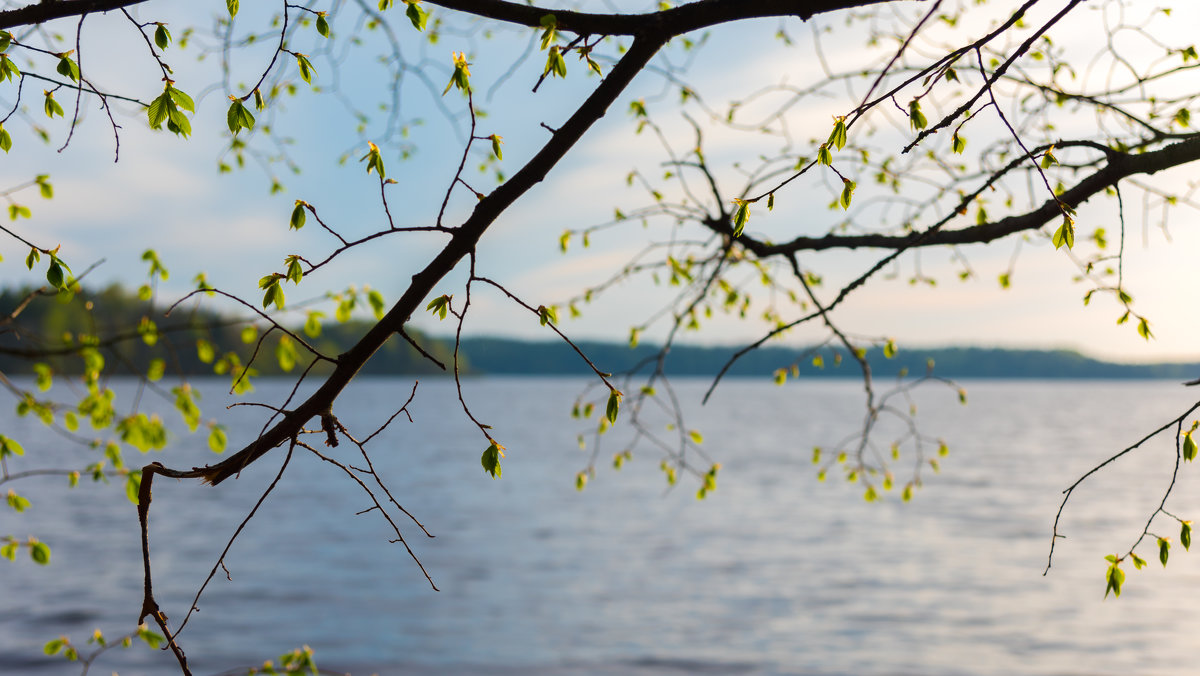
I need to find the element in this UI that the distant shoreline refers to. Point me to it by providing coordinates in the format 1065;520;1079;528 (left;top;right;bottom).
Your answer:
2;280;1193;381
450;337;1200;381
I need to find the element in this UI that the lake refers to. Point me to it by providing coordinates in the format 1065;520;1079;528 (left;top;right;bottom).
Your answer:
3;376;1200;675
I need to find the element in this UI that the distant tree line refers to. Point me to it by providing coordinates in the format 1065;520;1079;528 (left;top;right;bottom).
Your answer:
3;286;1193;381
0;285;454;378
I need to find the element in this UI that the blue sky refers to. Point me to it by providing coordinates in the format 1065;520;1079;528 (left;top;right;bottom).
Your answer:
1;1;1198;363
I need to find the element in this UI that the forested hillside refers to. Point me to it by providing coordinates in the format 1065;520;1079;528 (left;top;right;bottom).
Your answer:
0;286;454;377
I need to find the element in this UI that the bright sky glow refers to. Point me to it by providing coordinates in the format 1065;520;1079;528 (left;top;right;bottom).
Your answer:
1;1;1198;364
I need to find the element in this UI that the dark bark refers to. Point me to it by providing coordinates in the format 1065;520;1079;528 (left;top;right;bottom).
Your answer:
0;0;148;30
428;0;902;35
742;136;1200;255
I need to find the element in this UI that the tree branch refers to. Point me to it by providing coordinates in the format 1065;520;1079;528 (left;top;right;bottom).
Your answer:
427;0;905;36
0;0;151;30
744;135;1200;254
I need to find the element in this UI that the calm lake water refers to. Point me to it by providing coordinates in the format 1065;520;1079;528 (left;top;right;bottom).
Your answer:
4;376;1200;675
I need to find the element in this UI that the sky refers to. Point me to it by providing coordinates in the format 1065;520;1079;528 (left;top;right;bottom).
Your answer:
1;0;1199;364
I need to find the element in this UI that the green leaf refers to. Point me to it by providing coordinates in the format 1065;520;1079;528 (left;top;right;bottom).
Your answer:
731;199;749;237
951;132;967;154
56;54;79;82
227;98;255;135
295;53;316;84
443;52;471;95
6;490;30;512
702;464;720;495
263;282;284;310
688;430;704;444
44;91;64;118
208;425;228;453
316;13;330;37
1184;433;1197;462
544;46;567;78
827;117;848;151
147;92;171;130
426;294;451;320
1052;218;1075;250
606;389;622;424
575;471;588;491
1183;521;1193;550
0;125;11;153
1;435;25;458
135;315;156;346
367;289;386;319
1104;560;1124;598
490;134;503;160
0;31;10;53
1159;537;1171;566
43;638;65;655
137;626;164;649
883;339;897;359
286;256;304;284
125;473;141;505
336;296;355;322
46;260;63;289
154;24;171;51
275;334;297;372
1;541;17;560
1137;317;1152;340
908;99;927;131
147;358;165;382
227;0;239;17
167;86;194;113
405;1;428;31
304;311;324;338
0;54;21;85
30;540;50;565
290;202;307;230
481;441;504;479
1131;552;1147;570
360;141;385;177
196;339;215;364
539;14;558;50
839;179;855;210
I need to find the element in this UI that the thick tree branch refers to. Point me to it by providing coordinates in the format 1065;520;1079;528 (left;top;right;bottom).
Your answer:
428;0;905;36
0;0;150;30
745;135;1200;254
